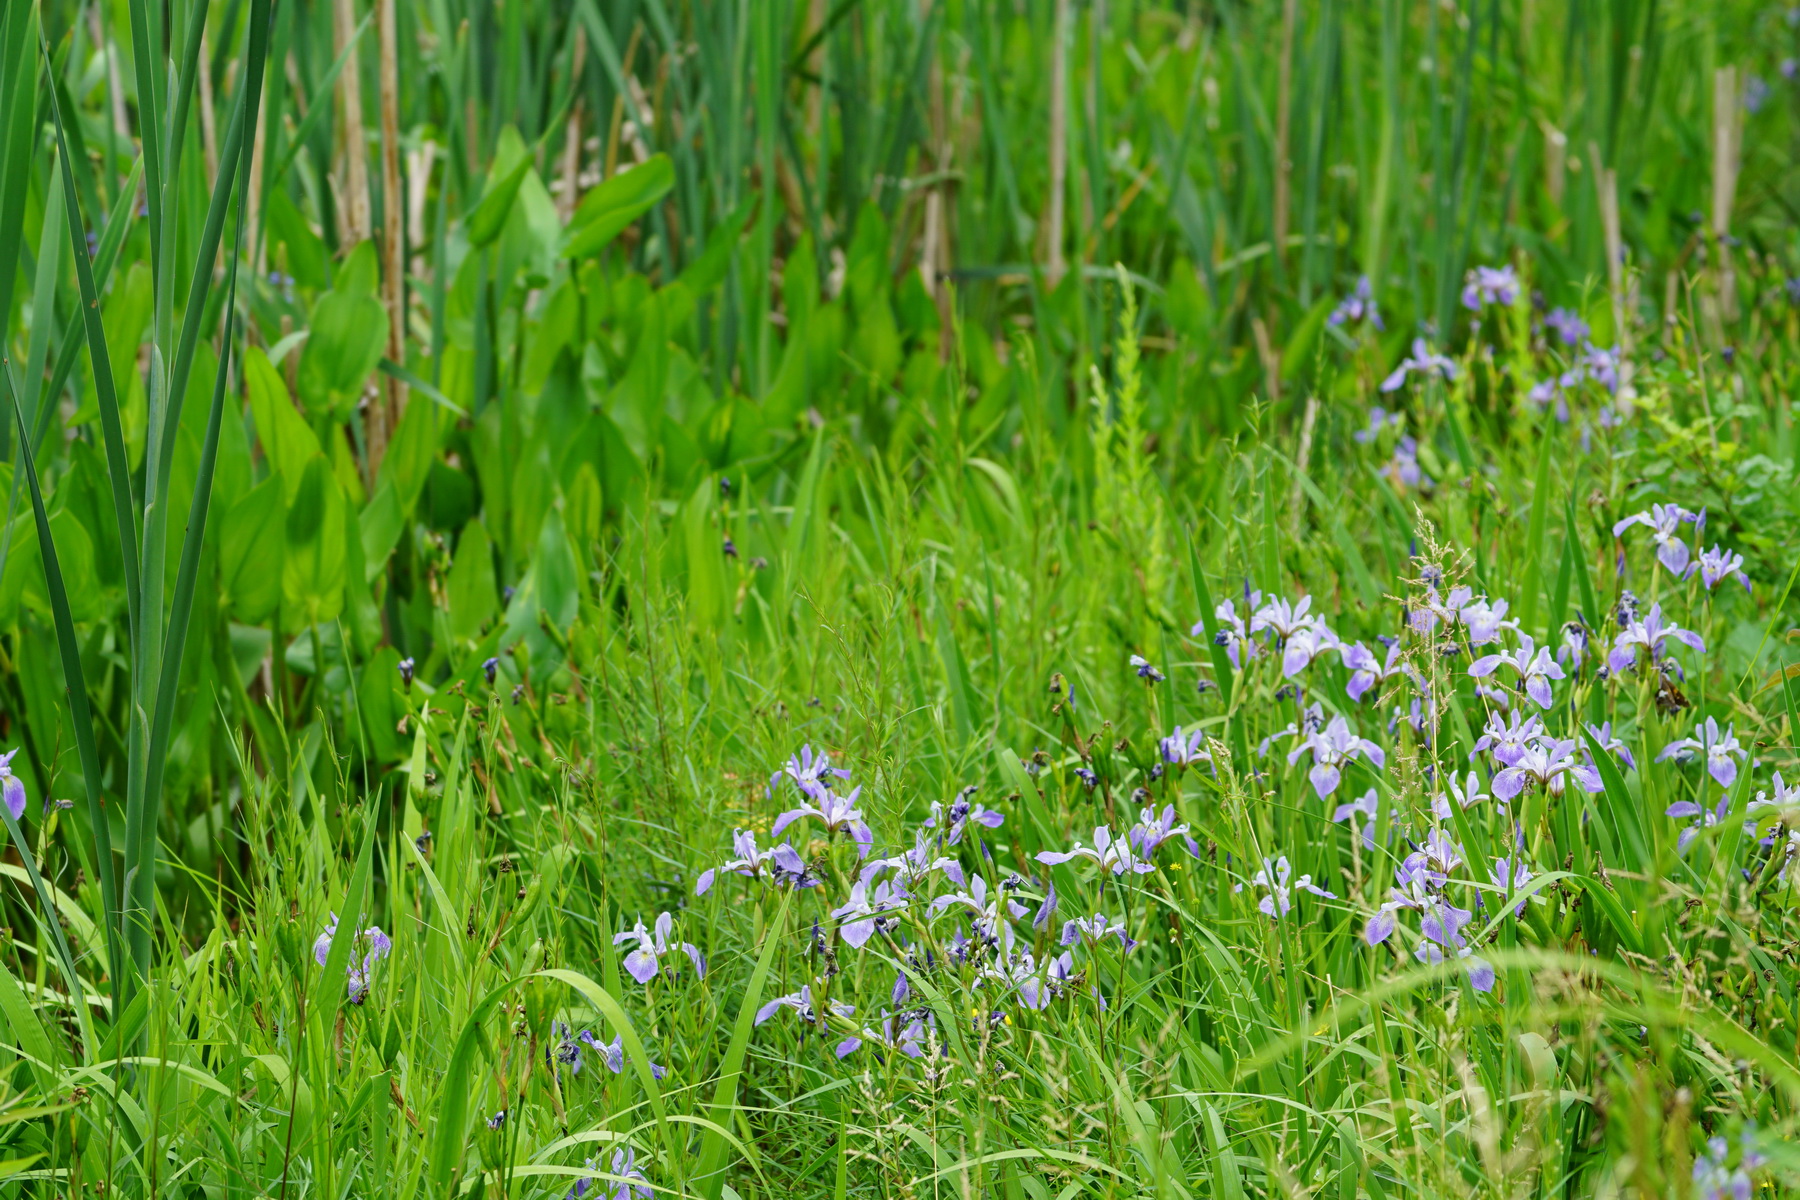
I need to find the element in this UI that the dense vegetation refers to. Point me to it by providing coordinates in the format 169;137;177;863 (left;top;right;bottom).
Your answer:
0;0;1799;1195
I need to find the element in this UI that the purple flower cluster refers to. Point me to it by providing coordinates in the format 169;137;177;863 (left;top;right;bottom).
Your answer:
313;913;393;1004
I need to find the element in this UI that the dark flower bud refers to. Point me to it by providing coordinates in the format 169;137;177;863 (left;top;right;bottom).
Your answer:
397;657;416;689
482;656;499;685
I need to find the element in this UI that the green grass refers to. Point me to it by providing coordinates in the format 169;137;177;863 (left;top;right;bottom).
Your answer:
1;0;1799;1196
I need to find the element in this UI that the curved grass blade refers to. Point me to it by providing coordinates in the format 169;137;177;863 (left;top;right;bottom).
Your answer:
0;365;124;1020
692;889;791;1199
40;41;143;644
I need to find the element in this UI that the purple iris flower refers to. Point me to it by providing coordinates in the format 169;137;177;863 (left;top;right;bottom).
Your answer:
1035;826;1157;876
1032;882;1060;931
1666;794;1732;854
1460;264;1520;311
1060;913;1133;950
695;830;816;894
925;788;1004;845
1544;307;1589;345
1387;436;1431;489
1329;276;1383;329
1280;623;1341;677
613;913;706;984
1692;1131;1763;1200
772;744;853;798
1129;654;1165;683
1468;635;1565;709
1332;788;1387;849
1687;545;1750;592
577;1029;665;1079
1612;504;1700;575
1353;406;1403;444
1459;597;1518;646
1557;622;1592;669
755;983;855;1028
1744;74;1771;114
1582;344;1622;392
1432;770;1490;819
1159;725;1213;766
1607;604;1705;673
1340;640;1410;702
1196;592;1262;669
980;949;1074;1012
1364;866;1492;992
862;829;965;887
1260;702;1325;757
0;749;25;822
600;1147;653;1200
1489;856;1534;917
1238;855;1334;918
835;1009;931;1058
1398;830;1465;891
1129;804;1200;859
1251;594;1319;640
313;913;393;1004
1491;738;1604;802
771;784;874;858
1582;721;1637;771
830;878;911;948
1655;717;1746;789
1287;714;1386;799
929;873;1030;945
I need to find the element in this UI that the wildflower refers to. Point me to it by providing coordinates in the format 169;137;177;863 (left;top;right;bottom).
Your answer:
830;878;911;948
1280;623;1341;677
1666;794;1731;854
1491;738;1604;802
835;1010;931;1058
1611;504;1699;575
482;656;499;684
1060;913;1134;950
1746;773;1799;845
755;983;855;1027
1261;702;1326;756
1691;1129;1763;1200
1353;406;1403;444
1489;856;1534;917
1458;597;1518;646
1364;867;1493;992
1432;770;1491;819
1288;714;1386;799
925;787;1005;845
1129;654;1165;684
313;914;393;1003
862;829;965;887
1468;635;1565;709
1687;545;1750;592
1743;74;1771;114
1129;804;1200;859
397;657;416;689
1557;621;1591;669
0;749;25;822
929;874;1030;944
1035;826;1156;876
1461;264;1520;310
603;1147;654;1200
1398;830;1465;890
1332;788;1388;849
613;913;706;984
771;783;874;858
1655;717;1746;789
1238;855;1335;918
1071;766;1099;790
1196;592;1261;669
1544;307;1589;345
1159;725;1213;766
1607;604;1705;673
1329;276;1383;329
486;1110;507;1130
1031;882;1060;931
1581;721;1637;771
771;744;852;800
576;1029;667;1080
1250;594;1320;641
548;1019;586;1076
722;536;738;558
696;830;817;894
1340;640;1410;702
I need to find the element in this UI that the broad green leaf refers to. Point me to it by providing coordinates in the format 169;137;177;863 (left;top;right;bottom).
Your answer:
220;477;285;624
466;128;534;249
446;519;497;641
562;154;674;259
281;456;347;626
